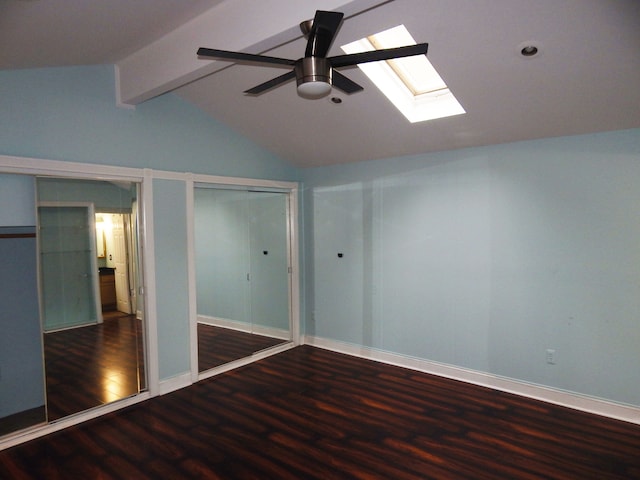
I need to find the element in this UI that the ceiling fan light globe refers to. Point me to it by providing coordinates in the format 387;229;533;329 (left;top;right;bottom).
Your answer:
297;81;332;99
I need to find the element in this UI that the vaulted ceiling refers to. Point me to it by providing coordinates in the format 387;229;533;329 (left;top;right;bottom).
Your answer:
2;0;639;167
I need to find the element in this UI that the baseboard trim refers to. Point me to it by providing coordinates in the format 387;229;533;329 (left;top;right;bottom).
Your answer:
159;372;193;395
303;335;640;426
197;315;290;340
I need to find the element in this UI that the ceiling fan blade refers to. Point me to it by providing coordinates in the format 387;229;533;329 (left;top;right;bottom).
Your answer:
305;10;344;58
329;43;429;68
244;70;296;95
197;47;295;67
332;71;363;94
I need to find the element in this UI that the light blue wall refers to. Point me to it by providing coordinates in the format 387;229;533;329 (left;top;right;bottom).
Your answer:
0;175;44;419
302;128;640;407
0;65;299;384
0;233;45;418
0;175;36;226
153;179;191;379
0;65;297;181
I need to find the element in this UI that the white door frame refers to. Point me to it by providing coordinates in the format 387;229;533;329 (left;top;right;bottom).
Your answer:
0;155;155;452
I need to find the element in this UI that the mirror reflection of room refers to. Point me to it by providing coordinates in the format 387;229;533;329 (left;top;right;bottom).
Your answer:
194;186;292;371
0;173;148;439
36;178;146;421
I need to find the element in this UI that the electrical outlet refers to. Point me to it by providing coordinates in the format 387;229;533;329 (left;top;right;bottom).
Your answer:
546;349;556;365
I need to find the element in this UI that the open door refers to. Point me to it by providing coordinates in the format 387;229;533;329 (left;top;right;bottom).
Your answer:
112;214;132;314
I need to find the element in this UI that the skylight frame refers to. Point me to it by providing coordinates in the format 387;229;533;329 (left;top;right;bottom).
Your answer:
341;25;465;123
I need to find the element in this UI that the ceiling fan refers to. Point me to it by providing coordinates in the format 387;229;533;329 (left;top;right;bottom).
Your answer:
197;10;428;99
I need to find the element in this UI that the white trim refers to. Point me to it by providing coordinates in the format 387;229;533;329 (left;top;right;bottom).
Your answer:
0;154;143;180
185;174;199;383
150;169;189;181
141;169;160;397
191;172;297;190
158;372;193;395
0;392;150;451
304;335;640;426
197;315;290;341
288;185;302;345
198;315;252;332
114;64;136;111
197;341;296;382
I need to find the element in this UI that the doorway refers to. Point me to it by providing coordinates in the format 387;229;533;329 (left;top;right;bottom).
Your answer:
95;213;133;316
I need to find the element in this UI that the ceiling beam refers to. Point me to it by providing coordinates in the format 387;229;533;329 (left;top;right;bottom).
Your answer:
115;0;391;106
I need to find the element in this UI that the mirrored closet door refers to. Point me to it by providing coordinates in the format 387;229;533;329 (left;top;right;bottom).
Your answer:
36;177;147;421
194;186;292;371
0;173;147;439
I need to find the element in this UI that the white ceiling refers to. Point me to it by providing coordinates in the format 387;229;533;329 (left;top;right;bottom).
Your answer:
2;0;639;168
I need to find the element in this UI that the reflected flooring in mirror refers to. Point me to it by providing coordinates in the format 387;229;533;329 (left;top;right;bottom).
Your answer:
44;312;145;421
198;323;288;372
0;407;46;438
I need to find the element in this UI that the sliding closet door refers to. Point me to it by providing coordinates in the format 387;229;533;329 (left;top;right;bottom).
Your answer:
248;192;290;336
194;186;292;371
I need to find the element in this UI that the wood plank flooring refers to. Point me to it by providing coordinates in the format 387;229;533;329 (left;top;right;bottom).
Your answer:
43;313;145;420
2;345;639;479
197;323;288;371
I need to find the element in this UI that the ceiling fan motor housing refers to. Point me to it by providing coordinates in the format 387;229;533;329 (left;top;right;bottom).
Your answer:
295;57;332;98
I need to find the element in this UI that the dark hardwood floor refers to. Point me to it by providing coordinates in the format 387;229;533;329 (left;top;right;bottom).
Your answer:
2;345;639;479
44;313;145;420
197;323;288;371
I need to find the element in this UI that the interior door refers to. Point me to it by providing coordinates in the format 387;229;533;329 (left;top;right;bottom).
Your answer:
38;204;101;331
112;214;131;314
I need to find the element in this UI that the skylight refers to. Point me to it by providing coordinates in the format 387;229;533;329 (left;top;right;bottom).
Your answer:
341;25;465;123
